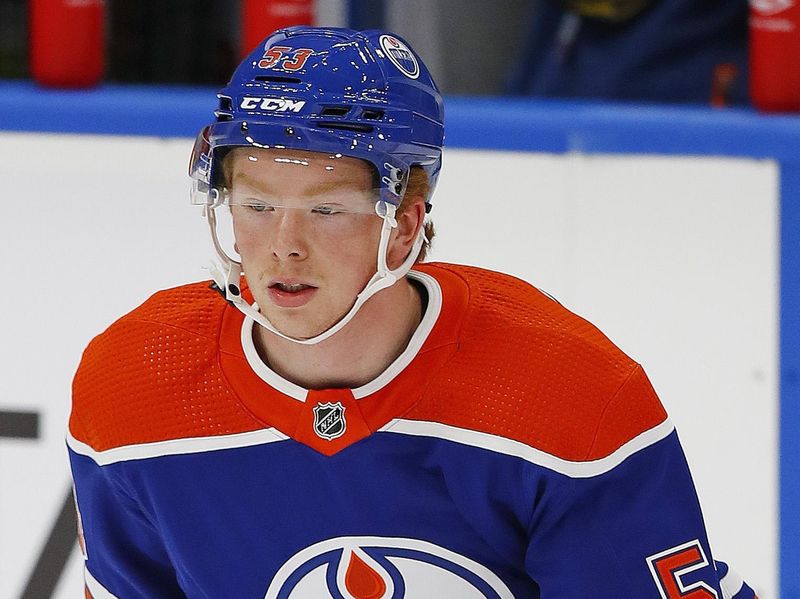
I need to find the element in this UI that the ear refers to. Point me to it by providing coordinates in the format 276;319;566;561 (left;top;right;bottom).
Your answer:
387;195;426;270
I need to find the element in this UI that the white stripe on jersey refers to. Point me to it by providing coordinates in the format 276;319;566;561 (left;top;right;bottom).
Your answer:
721;565;746;599
67;427;289;466
379;417;675;478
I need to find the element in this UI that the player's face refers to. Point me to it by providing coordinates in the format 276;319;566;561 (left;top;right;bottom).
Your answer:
228;148;384;339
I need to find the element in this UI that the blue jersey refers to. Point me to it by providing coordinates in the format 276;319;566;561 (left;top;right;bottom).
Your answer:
68;263;756;598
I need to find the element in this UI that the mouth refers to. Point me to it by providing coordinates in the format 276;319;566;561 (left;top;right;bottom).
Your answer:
271;282;313;293
267;279;318;308
268;278;317;292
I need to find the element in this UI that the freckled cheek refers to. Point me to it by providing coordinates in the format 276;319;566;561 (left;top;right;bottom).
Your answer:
232;224;273;258
234;234;258;257
340;242;384;285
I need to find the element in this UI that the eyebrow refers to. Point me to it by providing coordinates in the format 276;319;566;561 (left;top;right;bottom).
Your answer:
232;172;372;199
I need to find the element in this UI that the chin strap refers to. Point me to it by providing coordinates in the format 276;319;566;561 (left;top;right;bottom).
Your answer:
206;200;425;346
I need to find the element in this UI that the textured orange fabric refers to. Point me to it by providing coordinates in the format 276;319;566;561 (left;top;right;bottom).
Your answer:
70;263;667;461
70;282;265;451
407;264;667;461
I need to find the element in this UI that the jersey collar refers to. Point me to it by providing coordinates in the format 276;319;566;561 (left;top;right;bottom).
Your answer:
217;265;466;455
239;269;442;401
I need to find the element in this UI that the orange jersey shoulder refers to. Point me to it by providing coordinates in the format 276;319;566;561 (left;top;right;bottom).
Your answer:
69;281;262;451
410;263;668;461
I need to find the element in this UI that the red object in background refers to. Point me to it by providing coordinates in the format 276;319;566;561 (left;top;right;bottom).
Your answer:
30;0;105;88
711;63;739;108
749;0;800;112
242;0;315;58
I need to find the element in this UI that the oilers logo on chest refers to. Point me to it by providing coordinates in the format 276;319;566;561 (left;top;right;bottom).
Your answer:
264;536;514;599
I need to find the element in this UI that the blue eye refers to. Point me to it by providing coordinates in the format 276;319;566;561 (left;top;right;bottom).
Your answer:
312;205;338;215
248;202;273;213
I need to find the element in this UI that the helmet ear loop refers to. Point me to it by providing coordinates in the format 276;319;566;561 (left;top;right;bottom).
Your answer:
371;199;425;288
374;200;399;281
205;197;245;300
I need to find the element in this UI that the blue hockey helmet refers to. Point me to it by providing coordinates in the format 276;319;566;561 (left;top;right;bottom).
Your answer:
190;26;444;208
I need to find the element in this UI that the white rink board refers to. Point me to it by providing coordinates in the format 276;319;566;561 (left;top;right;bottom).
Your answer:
0;133;778;598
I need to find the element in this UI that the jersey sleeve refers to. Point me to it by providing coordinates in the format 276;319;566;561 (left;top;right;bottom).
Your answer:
69;443;187;598
716;560;760;599
523;367;758;598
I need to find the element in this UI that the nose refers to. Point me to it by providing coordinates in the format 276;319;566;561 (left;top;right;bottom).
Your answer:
270;208;309;261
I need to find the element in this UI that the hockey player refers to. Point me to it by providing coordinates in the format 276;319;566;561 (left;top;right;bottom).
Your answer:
68;27;757;598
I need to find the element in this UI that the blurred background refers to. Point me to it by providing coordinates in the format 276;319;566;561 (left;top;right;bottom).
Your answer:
1;1;799;598
0;0;758;103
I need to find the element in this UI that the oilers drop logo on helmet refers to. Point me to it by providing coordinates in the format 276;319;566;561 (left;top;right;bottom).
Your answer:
379;35;420;79
264;536;514;598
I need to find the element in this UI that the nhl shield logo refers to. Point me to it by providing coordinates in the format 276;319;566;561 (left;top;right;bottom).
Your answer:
313;402;347;441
